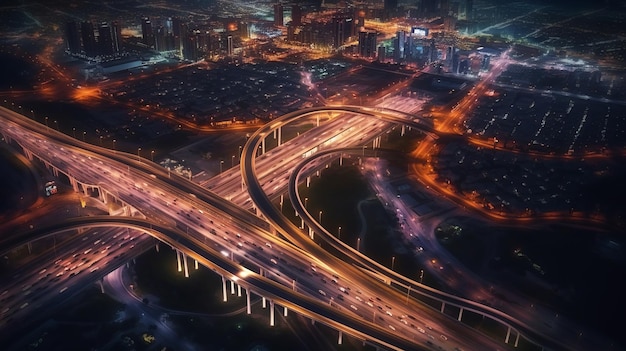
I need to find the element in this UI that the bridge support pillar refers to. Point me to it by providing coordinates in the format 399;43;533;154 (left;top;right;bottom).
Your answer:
458;307;463;321
401;125;405;136
261;138;265;154
338;331;343;345
194;259;198;269
99;188;107;204
237;283;242;297
514;330;520;347
246;289;251;314
99;279;105;293
230;280;235;295
505;326;511;344
262;296;266;309
221;275;228;302
176;250;182;272
70;177;80;193
311;319;315;325
306;176;310;187
440;302;445;313
155;242;159;252
277;126;282;146
269;300;275;326
283;305;288;317
183;253;189;278
27;242;32;254
340;153;343;166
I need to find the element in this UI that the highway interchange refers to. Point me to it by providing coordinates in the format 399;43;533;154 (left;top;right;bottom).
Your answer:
0;95;587;351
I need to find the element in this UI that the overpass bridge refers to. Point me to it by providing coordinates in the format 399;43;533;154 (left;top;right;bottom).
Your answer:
0;104;572;351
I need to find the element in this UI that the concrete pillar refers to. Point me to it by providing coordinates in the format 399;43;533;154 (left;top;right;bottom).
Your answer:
261;138;265;154
262;296;266;308
155;242;159;252
440;302;445;313
458;307;463;321
183;253;189;278
98;188;104;203
514;331;520;347
176;250;182;272
230;280;235;295
99;279;105;293
27;242;32;254
340;153;343;165
306;176;310;187
246;289;251;314
505;326;511;344
194;259;198;269
221;275;228;302
237;283;242;297
283;305;288;317
277;126;282;146
269;300;275;326
338;331;343;345
401;125;405;136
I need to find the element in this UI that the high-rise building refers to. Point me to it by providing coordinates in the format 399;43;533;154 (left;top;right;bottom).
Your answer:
141;17;154;48
64;21;81;54
332;15;353;48
274;3;284;27
227;35;234;56
182;29;198;61
98;22;114;56
155;25;167;52
358;31;377;58
377;46;386;62
291;5;302;26
394;30;405;62
81;21;97;57
111;21;122;53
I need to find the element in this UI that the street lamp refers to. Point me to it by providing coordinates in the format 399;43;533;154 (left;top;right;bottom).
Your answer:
220;160;224;174
72;127;76;138
151;150;154;162
112;139;116;150
318;210;322;223
44;116;49;131
137;147;141;160
356;237;361;252
231;155;235;168
391;256;396;271
338;226;341;239
99;136;103;146
304;197;308;208
54;120;59;131
82;131;86;141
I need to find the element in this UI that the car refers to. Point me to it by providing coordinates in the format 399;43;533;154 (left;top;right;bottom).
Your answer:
318;290;326;296
350;305;358;311
388;325;396;331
